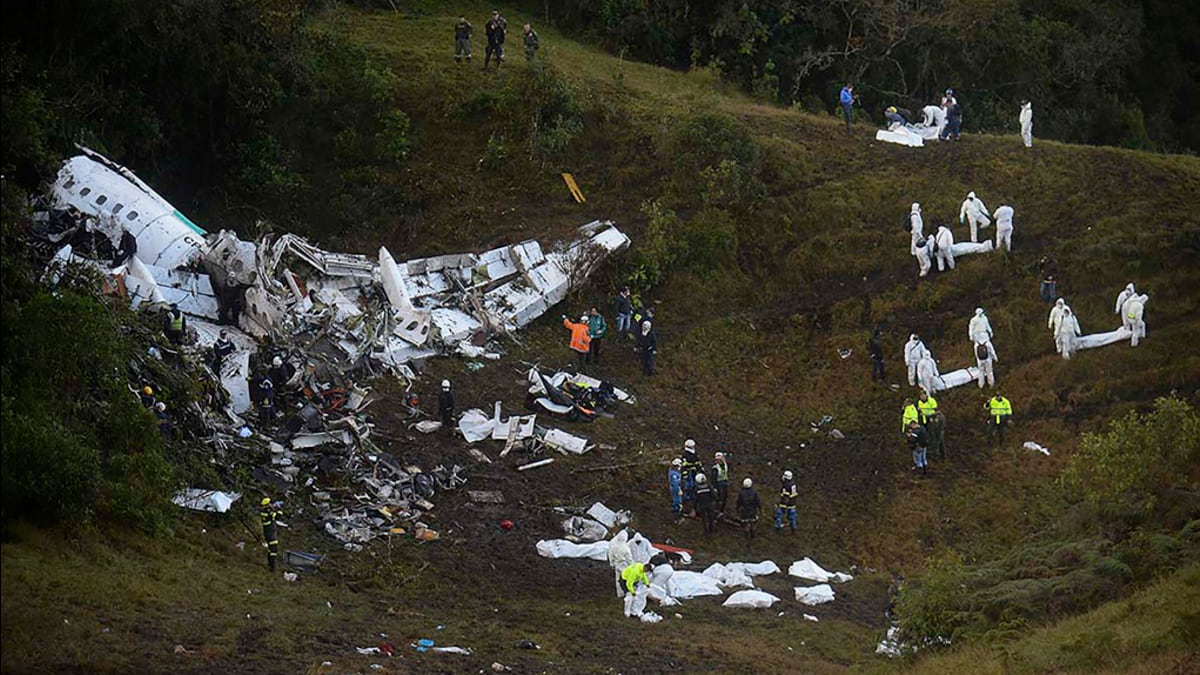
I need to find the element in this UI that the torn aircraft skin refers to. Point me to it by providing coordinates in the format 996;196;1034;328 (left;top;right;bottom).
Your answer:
40;146;630;393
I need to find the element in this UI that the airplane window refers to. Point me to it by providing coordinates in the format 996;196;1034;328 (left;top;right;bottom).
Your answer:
112;204;124;214
406;321;419;331
127;211;139;220
63;179;76;190
80;187;91;196
96;195;108;204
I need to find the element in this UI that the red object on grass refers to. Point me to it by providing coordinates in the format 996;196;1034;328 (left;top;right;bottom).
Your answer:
500;519;515;530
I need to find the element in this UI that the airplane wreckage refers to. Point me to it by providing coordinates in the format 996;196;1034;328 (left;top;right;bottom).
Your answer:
37;147;630;417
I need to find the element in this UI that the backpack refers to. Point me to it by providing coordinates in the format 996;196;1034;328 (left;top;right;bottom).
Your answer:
975;342;989;360
904;214;912;232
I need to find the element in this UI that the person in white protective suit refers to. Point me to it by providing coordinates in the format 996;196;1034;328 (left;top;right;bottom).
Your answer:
934;225;955;271
1055;306;1081;359
917;348;941;396
968;307;994;344
909;203;924;255
1115;283;1136;329
904;334;927;386
921;104;946;130
1125;294;1148;346
974;335;998;388
1047;298;1070;334
993;205;1014;252
915;235;933;277
607;530;634;598
959;191;992;243
1019;101;1033;148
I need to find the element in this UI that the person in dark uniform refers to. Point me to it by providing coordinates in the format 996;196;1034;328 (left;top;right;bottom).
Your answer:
260;497;283;571
484;10;507;70
454;16;473;63
438;379;456;427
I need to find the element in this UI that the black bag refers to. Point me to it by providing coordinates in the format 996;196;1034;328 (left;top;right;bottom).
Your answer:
975;342;989;360
904;214;912;232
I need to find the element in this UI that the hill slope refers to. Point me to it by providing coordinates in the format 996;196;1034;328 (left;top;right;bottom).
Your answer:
3;2;1199;673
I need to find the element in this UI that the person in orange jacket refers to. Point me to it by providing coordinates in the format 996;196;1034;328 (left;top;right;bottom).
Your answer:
563;314;592;369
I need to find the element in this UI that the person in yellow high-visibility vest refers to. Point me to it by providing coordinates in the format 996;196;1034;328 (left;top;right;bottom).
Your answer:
985;393;1013;446
917;390;946;459
260;497;283;572
164;303;187;345
621;561;650;617
901;399;919;432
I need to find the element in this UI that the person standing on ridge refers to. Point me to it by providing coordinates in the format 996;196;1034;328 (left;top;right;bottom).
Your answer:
774;471;798;534
484;9;507;70
840;84;856;134
614;287;633;336
868;328;886;382
260;497;283;571
668;458;683;517
736;477;761;542
454;15;473;63
986;393;1013;446
562;314;592;370
523;23;539;62
637;320;657;376
694;474;716;535
710;451;731;514
587;307;607;365
438;380;456;427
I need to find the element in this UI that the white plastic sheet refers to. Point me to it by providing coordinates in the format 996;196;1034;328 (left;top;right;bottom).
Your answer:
703;563;754;589
932;367;981;392
666;571;724;599
1023;441;1051;456
729;561;781;577
722;590;781;608
794;584;836;605
788;558;853;583
535;539;610;561
949;240;994;257
457;408;493;443
1077;326;1132;350
876;127;925;147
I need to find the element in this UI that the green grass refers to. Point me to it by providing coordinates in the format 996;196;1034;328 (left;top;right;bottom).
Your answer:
4;2;1200;672
901;564;1200;674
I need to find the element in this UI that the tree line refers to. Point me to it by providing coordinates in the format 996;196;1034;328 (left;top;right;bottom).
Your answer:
525;0;1199;153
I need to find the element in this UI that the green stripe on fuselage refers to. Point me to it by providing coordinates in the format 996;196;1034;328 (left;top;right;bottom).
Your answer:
173;210;206;235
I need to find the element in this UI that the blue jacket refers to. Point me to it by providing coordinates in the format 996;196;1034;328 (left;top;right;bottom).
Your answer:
668;468;682;495
840;87;854;106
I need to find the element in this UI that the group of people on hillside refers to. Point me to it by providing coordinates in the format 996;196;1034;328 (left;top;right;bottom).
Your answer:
562;286;658;376
454;10;539;67
907;190;1015;278
841;83;1033;146
665;439;808;542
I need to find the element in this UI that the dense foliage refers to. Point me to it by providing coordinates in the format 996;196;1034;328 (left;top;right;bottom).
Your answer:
532;0;1200;152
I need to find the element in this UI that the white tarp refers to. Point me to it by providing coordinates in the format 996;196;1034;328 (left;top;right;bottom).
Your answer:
1077;326;1133;350
931;367;980;392
949;240;994;257
703;563;754;589
586;502;627;529
667;571;724;599
722;590;781;609
562;516;608;542
172;489;241;513
535;539;610;561
788;558;854;583
794;584;836;605
876;127;925;147
457;408;493;443
728;561;781;577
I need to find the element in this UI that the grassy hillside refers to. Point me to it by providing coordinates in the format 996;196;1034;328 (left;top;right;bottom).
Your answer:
3;2;1200;673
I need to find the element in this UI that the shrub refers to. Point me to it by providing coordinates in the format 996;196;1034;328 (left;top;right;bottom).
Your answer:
1062;396;1200;514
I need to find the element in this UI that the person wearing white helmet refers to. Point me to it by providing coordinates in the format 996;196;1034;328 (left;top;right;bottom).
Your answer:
668;458;683;517
774;470;798;534
736;477;761;542
637;320;657;376
562;313;592;369
694;473;717;534
959;191;991;243
710;451;731;513
968;307;993;344
680;439;702;514
438;379;455;426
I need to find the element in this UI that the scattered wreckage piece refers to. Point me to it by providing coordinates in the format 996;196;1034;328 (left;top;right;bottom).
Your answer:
172;489;241;513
